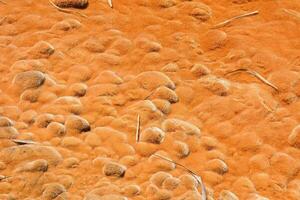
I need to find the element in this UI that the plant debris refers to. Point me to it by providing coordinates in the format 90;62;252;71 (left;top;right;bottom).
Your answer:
108;0;113;8
154;154;207;200
136;114;141;142
283;8;300;19
12;139;38;145
213;10;259;28
225;68;279;92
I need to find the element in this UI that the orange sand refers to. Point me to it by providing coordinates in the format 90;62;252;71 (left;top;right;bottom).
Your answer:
0;0;300;199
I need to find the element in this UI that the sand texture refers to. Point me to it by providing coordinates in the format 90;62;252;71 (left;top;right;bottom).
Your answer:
0;0;300;199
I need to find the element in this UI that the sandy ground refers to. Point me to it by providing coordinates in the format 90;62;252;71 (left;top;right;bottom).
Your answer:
0;0;300;199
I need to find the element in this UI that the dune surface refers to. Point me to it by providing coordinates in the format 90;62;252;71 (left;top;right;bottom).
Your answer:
0;0;300;199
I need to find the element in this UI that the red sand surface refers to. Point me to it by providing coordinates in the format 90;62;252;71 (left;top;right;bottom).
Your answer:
0;0;300;199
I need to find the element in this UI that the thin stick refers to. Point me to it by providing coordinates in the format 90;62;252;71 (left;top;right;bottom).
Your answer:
49;0;87;18
0;175;10;181
0;16;6;25
154;154;207;200
108;0;113;8
12;139;37;145
0;0;7;4
283;8;300;19
135;114;141;142
225;68;279;92
213;10;259;28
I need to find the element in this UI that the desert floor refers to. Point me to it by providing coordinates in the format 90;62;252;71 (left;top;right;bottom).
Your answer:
0;0;300;199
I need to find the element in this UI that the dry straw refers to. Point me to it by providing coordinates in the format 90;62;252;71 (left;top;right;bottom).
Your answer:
135;114;141;142
213;10;259;28
12;139;37;145
154;154;207;200
225;68;279;92
108;0;113;8
49;0;87;18
283;8;300;19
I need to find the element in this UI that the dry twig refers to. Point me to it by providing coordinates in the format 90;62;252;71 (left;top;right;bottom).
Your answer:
0;16;6;25
0;175;10;181
213;10;259;28
225;68;279;92
135;114;141;142
108;0;113;8
49;0;87;18
283;8;300;19
12;139;37;145
0;0;7;5
154;154;207;200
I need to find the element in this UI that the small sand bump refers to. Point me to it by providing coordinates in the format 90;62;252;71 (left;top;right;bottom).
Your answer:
173;140;190;158
135;37;162;53
149;153;176;171
13;71;45;91
86;84;119;97
61;136;83;148
288;125;300;148
65;115;90;133
10;59;50;73
162;118;201;136
246;193;269;200
20;89;40;102
66;65;91;83
53;0;89;9
232;177;256;193
93;71;123;85
86;194;128;200
249;154;270;171
191;63;211;77
201;30;227;51
140;127;165;144
119;155;138;166
0;145;63;166
42;183;66;200
179;174;199;189
135;142;159;157
68;83;87;97
83;38;106;53
135;71;175;90
16;159;48;172
63;157;80;168
177;190;202;200
34;113;54;128
28;41;55;59
161;63;179;72
162;176;181;190
121;184;141;196
150;171;172;186
151;86;179;103
19;110;37;125
152;99;171;114
198;75;231;96
0;116;14;127
0;182;12;194
47;122;66;137
219;190;239;200
154;189;172;200
58;174;74;189
111;38;133;55
158;0;177;8
0;126;19;139
205;159;228;175
270;152;299;176
103;162;126;177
